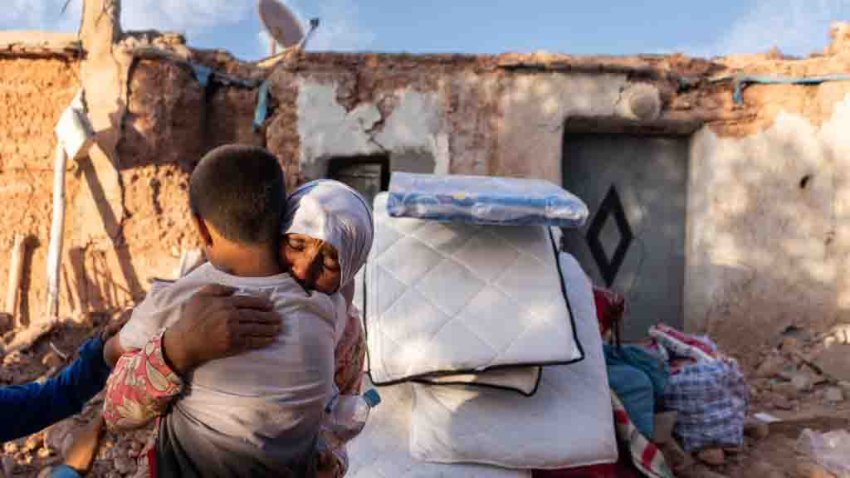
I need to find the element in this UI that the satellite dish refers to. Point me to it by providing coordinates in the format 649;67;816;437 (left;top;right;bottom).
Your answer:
259;0;310;55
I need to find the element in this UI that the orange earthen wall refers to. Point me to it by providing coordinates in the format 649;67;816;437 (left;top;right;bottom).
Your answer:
0;58;80;325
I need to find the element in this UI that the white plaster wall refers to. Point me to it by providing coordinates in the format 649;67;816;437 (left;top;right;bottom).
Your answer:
686;96;850;351
296;78;446;179
496;73;629;182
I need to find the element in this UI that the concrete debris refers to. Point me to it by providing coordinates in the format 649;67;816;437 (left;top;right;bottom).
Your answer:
825;387;844;403
773;381;799;399
814;344;850;382
40;350;63;369
792;373;815;393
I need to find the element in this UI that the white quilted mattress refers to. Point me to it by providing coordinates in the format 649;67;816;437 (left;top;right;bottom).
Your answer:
364;193;584;385
409;253;619;469
347;378;530;478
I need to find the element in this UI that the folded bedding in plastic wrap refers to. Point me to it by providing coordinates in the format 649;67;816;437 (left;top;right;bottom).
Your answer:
387;172;588;227
364;193;584;388
409;253;618;469
347;378;530;478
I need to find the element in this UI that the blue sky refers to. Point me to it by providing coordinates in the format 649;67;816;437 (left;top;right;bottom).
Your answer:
5;0;850;61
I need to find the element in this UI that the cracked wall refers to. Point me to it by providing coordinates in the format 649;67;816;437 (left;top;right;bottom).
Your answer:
296;79;445;178
8;21;850;359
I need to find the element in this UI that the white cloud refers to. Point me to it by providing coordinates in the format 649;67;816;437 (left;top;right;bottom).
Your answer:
120;0;253;35
684;0;850;57
0;0;253;35
2;0;80;31
2;0;374;58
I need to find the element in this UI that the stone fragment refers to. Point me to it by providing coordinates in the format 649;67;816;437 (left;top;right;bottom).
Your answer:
814;344;850;382
41;351;63;369
773;381;798;398
23;434;40;453
772;394;795;410
792;373;814;392
825;386;844;403
695;447;725;466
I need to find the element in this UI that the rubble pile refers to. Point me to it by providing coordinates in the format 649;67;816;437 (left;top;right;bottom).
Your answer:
0;314;154;478
750;325;850;413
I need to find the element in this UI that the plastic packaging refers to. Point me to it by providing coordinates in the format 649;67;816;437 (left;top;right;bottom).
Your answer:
322;389;381;450
797;428;850;476
387;172;588;227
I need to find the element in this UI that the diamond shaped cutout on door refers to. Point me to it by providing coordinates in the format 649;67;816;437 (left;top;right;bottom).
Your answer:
586;185;633;286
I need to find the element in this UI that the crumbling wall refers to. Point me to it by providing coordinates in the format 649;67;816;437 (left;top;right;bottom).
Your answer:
0;57;80;325
686;78;850;363
8;22;850;361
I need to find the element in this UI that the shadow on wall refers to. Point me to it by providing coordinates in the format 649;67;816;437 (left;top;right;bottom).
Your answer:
688;96;850;363
52;58;266;318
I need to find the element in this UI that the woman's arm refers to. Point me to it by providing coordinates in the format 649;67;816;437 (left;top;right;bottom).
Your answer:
0;337;111;442
334;303;366;395
102;284;282;431
103;331;183;431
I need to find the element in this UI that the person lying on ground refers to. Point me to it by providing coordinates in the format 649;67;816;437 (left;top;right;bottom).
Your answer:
104;145;350;476
102;179;374;478
0;283;279;444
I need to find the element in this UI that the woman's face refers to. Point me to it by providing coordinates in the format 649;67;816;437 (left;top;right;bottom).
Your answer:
282;233;342;294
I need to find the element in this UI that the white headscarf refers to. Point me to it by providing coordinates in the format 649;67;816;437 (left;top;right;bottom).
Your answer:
283;180;374;288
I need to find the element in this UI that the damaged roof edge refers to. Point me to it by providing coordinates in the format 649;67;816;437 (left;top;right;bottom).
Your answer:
0;31;82;59
250;50;721;79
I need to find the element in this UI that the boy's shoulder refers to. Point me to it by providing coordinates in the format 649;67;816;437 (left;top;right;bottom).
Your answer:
120;263;222;350
144;263;222;310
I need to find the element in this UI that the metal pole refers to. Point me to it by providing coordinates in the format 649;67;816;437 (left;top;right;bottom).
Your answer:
45;143;67;320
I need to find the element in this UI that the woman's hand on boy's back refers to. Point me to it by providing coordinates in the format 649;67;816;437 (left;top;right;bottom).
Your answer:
163;284;282;375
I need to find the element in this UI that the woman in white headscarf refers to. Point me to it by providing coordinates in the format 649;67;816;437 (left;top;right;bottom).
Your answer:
282;180;374;478
282;179;373;303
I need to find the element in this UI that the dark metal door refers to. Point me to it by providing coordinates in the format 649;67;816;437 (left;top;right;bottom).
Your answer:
562;134;688;340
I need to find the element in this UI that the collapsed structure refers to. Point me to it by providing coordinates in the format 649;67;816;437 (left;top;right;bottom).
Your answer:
3;0;850;363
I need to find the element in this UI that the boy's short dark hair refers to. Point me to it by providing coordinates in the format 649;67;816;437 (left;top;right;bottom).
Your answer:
189;144;285;245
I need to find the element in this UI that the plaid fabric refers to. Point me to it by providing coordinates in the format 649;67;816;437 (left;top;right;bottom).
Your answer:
662;358;748;452
611;392;674;478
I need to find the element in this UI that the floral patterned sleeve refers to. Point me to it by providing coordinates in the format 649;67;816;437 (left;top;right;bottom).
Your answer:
334;304;366;395
102;331;183;431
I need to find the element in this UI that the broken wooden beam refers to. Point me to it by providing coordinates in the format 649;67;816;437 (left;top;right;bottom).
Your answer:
5;233;27;328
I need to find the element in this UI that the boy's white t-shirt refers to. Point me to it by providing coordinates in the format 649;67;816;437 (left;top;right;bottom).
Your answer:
120;262;346;470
